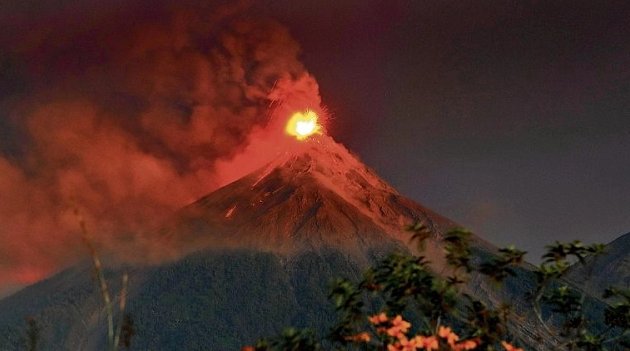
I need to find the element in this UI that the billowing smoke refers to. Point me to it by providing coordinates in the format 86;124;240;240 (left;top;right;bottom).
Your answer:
0;0;324;288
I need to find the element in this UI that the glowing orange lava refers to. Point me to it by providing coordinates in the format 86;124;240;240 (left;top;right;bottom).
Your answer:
285;110;321;140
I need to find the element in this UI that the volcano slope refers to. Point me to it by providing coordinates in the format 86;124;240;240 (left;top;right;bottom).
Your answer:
0;136;557;350
566;232;630;298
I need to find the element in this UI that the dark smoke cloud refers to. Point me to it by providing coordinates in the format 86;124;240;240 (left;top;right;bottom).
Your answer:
0;0;324;287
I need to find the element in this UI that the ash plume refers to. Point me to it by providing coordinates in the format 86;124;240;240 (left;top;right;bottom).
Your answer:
0;0;324;287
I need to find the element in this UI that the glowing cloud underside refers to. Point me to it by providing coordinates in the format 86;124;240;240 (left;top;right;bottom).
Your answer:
285;110;321;140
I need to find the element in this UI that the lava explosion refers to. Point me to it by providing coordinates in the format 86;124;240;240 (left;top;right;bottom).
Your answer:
285;110;322;140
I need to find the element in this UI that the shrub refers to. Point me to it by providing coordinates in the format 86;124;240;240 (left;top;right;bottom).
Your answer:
248;223;630;350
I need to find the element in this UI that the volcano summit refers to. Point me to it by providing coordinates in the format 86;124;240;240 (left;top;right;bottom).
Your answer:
165;135;460;261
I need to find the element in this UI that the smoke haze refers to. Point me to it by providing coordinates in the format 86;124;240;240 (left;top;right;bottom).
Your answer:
0;0;324;288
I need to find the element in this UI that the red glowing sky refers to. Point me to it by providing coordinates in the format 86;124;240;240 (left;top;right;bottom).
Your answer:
2;0;630;294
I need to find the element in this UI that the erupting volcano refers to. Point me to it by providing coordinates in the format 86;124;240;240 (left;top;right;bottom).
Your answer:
0;112;549;350
166;126;460;262
0;114;468;349
0;94;543;350
158;102;487;262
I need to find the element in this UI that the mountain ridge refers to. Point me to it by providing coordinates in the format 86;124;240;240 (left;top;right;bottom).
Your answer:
566;232;630;299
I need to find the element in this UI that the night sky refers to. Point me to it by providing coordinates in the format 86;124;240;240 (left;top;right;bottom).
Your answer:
256;0;630;260
1;0;629;292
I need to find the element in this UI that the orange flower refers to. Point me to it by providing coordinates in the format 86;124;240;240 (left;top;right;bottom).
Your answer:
392;316;412;332
386;327;405;339
386;315;412;338
438;325;459;347
415;335;439;351
454;339;479;350
344;332;371;343
438;326;451;338
388;336;422;351
369;312;389;325
398;335;423;351
501;341;524;351
384;322;478;351
241;347;255;351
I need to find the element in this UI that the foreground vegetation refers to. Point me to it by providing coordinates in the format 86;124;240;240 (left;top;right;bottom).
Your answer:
249;223;630;351
7;223;629;350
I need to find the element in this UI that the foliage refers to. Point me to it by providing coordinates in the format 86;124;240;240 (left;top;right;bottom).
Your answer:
2;223;628;350
251;223;630;350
